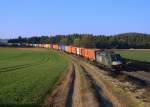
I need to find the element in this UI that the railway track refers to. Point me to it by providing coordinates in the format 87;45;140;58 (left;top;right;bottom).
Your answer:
73;54;150;87
71;54;150;106
121;71;150;87
44;53;149;107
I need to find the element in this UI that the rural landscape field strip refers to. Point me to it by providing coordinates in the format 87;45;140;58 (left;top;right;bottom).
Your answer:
0;52;50;88
0;53;49;70
0;48;68;106
1;48;149;107
45;51;150;107
0;49;28;61
115;50;150;62
0;52;44;70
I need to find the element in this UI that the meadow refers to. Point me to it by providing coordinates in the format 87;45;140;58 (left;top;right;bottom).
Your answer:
0;47;68;107
115;50;150;62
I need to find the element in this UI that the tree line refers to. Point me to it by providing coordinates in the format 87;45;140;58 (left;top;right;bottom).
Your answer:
8;32;150;49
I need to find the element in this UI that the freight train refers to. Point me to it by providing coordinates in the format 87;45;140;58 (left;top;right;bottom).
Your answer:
10;43;123;70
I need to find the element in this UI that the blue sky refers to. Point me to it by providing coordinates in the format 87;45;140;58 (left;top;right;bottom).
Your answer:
0;0;150;39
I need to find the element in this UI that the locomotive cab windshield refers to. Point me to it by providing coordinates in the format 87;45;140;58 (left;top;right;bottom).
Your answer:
111;54;123;67
111;54;122;61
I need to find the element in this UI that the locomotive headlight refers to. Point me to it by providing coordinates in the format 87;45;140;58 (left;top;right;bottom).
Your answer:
112;61;122;66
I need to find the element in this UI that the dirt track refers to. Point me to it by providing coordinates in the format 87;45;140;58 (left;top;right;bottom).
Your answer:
70;56;122;107
43;53;149;107
43;56;121;107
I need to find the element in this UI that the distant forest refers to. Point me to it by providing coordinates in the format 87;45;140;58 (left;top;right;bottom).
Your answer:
8;32;150;49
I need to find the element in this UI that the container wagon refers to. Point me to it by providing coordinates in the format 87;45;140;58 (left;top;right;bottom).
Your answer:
38;44;42;48
71;46;77;54
87;49;101;61
65;46;72;53
59;44;65;51
41;44;45;48
52;44;59;50
77;47;80;55
15;43;123;70
83;48;89;59
44;44;50;48
61;45;65;51
79;48;86;57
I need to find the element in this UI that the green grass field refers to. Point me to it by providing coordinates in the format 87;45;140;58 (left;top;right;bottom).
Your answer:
115;50;150;62
0;47;68;107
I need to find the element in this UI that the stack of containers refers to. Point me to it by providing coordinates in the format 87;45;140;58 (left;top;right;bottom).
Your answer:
71;46;77;54
68;46;72;53
45;44;50;48
79;48;85;56
37;44;40;48
84;49;89;59
29;44;33;47
41;44;45;48
58;45;61;50
39;44;42;48
77;47;80;55
52;44;59;50
46;44;49;48
61;45;65;51
87;49;100;61
33;44;36;47
35;44;38;47
32;44;35;47
48;44;51;48
58;45;65;51
27;43;30;47
43;44;47;48
17;43;21;46
64;46;72;53
65;46;68;52
49;44;52;48
58;44;63;50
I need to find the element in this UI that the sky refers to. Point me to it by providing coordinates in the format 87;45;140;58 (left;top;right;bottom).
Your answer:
0;0;150;39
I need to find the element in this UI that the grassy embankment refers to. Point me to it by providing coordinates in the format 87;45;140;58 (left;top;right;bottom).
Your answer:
0;48;68;107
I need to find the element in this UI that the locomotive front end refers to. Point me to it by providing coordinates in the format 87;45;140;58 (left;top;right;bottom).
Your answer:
111;54;123;69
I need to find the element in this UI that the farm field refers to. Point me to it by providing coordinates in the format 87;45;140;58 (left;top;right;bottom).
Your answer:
0;47;68;107
115;50;150;62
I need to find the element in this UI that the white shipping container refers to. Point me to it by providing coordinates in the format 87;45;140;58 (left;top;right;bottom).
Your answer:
65;46;68;52
62;45;65;51
77;47;80;55
45;44;50;48
44;44;47;48
34;44;38;47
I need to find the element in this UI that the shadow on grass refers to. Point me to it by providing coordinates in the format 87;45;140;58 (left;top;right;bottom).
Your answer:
124;59;150;72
